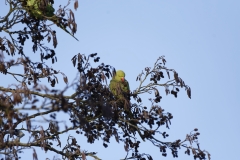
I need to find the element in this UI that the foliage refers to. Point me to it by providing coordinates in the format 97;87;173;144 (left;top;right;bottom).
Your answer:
0;0;210;160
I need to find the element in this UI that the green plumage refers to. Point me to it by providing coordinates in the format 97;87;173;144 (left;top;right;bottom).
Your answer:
25;0;78;41
26;0;55;18
110;70;130;98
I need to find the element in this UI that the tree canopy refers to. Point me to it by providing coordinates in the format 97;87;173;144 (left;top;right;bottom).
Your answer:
0;0;210;160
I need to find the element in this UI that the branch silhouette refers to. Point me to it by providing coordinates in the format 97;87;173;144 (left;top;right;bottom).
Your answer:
0;1;208;160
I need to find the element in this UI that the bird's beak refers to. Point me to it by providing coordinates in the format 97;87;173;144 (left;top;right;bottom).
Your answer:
121;77;125;82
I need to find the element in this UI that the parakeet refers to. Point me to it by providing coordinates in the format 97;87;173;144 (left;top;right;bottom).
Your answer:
109;70;145;141
109;70;130;100
25;0;78;41
26;0;55;18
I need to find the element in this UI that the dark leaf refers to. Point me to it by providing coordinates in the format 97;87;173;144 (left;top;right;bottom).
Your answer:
174;71;179;83
63;76;68;84
208;152;211;160
167;71;170;79
55;77;58;84
136;76;139;81
154;88;159;97
47;36;51;42
162;58;166;65
78;53;81;62
72;56;76;67
37;63;43;69
171;90;177;98
165;88;170;95
82;152;86;160
187;87;191;99
51;79;56;87
74;0;79;10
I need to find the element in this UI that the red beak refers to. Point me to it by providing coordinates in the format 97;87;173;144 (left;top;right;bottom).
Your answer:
121;77;125;82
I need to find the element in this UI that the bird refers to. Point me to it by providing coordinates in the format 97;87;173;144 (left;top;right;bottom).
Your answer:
24;0;79;41
109;70;145;141
109;70;130;102
25;0;55;18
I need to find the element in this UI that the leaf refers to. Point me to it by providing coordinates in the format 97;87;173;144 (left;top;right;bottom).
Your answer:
165;87;169;95
56;136;61;147
124;144;129;152
174;71;179;83
143;110;149;119
167;71;170;79
55;77;58;84
162;57;166;65
105;72;109;79
171;90;177;98
63;76;68;84
192;148;196;155
160;71;164;78
112;68;116;77
52;31;58;48
145;67;150;72
113;130;119;143
69;9;75;22
72;138;77;145
74;0;79;11
136;76;139;81
72;56;76;67
37;63;43;69
7;40;15;55
13;92;22;104
26;119;31;133
78;53;82;62
0;63;6;72
50;50;55;57
153;88;159;97
40;53;44;61
32;99;39;104
147;155;153;160
73;21;77;33
207;152;211;160
90;53;97;57
187;87;191;99
30;69;34;75
157;108;163;115
47;35;51;42
179;78;183;87
51;79;56;87
71;55;77;61
32;149;38;160
82;152;86;160
101;73;106;82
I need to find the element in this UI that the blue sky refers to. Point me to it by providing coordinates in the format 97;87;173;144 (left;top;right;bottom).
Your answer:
1;0;240;160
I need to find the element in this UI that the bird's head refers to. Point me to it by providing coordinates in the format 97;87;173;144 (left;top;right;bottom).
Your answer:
115;70;126;82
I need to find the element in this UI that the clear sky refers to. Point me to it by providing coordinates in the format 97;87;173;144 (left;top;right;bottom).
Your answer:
1;0;240;160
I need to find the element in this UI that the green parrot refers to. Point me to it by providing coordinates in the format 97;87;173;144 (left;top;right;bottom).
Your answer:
109;70;145;141
109;70;130;100
25;0;78;41
26;0;55;18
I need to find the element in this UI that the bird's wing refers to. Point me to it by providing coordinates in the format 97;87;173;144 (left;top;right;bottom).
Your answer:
109;79;117;95
122;80;130;92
